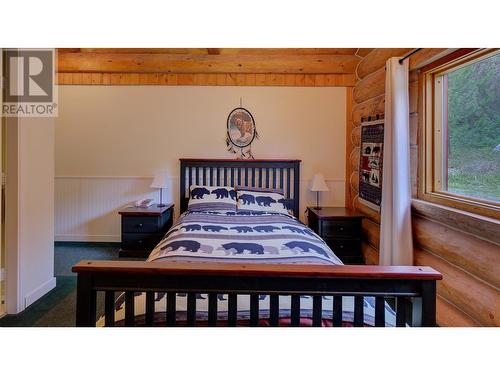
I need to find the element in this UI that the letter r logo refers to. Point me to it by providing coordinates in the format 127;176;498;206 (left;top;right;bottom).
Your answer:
4;50;53;103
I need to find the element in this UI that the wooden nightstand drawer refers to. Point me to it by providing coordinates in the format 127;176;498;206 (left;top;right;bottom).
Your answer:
307;207;364;265
322;220;359;237
326;239;361;256
122;233;162;250
122;216;161;233
119;204;174;257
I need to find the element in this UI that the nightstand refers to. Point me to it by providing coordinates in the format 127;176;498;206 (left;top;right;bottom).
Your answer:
306;207;364;264
118;204;174;258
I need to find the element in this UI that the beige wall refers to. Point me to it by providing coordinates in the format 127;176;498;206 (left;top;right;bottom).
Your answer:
55;85;347;240
6;117;55;313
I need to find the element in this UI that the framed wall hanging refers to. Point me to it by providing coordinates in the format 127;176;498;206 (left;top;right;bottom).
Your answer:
358;115;384;211
226;107;259;159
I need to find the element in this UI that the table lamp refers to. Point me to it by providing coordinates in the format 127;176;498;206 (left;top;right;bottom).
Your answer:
150;172;168;207
310;173;329;210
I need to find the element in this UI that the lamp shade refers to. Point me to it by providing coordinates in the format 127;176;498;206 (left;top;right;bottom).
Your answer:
310;173;329;192
150;172;168;189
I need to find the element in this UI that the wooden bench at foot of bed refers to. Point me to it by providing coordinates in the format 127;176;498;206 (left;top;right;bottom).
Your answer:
72;261;442;327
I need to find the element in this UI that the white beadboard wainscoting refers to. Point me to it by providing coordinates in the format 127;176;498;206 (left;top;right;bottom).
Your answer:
55;176;178;242
54;176;345;242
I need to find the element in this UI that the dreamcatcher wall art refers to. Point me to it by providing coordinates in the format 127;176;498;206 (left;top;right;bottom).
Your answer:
226;105;259;159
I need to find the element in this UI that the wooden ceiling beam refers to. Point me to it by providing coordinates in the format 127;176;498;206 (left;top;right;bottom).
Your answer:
57;52;361;74
57;48;358;55
213;48;358;55
206;48;220;55
57;48;81;53
78;48;209;54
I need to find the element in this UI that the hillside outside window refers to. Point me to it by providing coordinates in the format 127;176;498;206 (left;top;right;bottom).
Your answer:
420;49;499;218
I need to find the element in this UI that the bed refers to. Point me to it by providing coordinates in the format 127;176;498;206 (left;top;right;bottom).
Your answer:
73;158;441;327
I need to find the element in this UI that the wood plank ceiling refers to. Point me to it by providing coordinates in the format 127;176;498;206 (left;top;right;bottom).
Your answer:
56;48;364;86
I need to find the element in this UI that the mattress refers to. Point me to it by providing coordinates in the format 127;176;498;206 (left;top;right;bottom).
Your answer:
98;210;396;326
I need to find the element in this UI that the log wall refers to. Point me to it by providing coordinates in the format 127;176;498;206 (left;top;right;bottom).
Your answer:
347;48;500;327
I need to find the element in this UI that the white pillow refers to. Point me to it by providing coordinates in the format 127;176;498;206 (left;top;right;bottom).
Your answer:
188;185;237;212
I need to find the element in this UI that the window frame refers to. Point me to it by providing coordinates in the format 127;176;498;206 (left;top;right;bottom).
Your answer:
418;48;500;220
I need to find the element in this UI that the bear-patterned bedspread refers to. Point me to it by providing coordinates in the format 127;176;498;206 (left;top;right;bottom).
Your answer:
98;210;396;326
147;210;342;265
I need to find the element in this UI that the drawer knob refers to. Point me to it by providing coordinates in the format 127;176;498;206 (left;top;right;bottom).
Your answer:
340;245;344;249
137;223;143;227
138;240;143;244
340;227;344;231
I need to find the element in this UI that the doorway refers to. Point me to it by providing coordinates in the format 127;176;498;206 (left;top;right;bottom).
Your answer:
0;49;5;317
0;114;4;318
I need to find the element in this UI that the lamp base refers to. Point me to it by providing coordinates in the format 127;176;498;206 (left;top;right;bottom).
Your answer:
157;189;166;208
314;192;322;210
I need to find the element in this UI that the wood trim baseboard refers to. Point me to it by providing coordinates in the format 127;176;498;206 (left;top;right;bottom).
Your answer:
24;277;56;309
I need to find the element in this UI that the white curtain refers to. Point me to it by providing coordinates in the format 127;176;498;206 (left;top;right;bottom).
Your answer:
379;57;414;266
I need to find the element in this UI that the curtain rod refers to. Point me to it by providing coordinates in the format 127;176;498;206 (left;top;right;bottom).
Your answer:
399;48;422;64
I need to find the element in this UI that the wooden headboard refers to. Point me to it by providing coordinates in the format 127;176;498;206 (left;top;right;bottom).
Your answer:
180;159;301;217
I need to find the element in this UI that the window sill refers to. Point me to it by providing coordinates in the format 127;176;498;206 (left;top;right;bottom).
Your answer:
411;199;500;245
418;190;499;220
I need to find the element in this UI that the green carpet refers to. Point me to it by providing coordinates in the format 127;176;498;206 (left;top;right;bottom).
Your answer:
0;276;79;326
54;241;121;276
0;242;123;327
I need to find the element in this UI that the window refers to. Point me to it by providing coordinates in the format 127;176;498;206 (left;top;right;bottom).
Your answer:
421;49;500;218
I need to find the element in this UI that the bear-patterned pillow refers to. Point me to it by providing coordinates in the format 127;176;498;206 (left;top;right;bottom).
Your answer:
235;185;284;195
236;188;290;215
188;185;237;212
